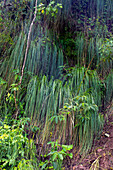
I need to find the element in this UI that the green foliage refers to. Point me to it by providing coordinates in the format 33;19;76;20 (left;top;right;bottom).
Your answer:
0;0;30;57
14;158;36;170
99;38;113;63
58;94;104;153
63;95;98;126
97;38;113;79
0;117;37;169
0;67;103;154
24;67;102;122
46;1;62;17
22;69;103;153
0;72;25;120
37;1;62;17
39;140;73;170
105;71;113;103
0;31;63;80
0;0;112;166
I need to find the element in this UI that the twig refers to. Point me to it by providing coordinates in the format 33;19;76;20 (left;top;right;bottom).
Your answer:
19;0;38;85
4;0;7;6
13;0;38;118
14;90;19;119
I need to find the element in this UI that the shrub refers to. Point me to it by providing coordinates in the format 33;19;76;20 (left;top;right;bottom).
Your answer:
0;117;37;169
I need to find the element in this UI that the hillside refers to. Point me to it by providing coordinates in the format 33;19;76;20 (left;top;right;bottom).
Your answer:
0;0;113;169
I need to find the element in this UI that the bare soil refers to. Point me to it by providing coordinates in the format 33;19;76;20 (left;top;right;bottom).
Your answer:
65;104;113;170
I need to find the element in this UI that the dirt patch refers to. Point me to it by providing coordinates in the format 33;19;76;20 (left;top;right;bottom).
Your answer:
64;105;113;170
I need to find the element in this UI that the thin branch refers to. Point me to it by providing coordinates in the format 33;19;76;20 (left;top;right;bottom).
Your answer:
19;0;38;85
13;0;38;118
4;0;7;6
14;90;19;119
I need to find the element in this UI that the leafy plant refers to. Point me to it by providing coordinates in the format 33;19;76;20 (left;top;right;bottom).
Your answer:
46;1;62;17
39;140;73;170
98;38;113;77
0;117;37;169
